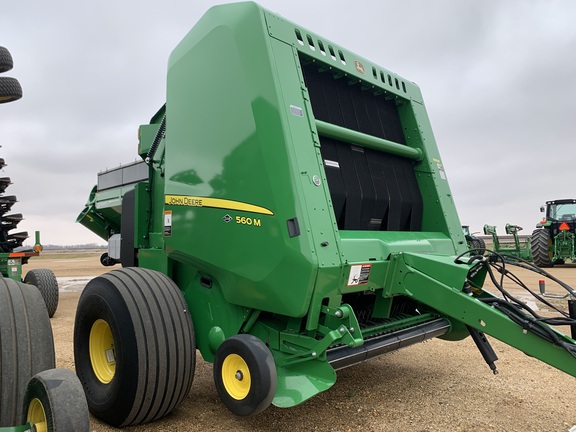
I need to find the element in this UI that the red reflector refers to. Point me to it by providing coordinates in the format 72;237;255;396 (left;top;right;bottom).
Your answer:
559;222;570;231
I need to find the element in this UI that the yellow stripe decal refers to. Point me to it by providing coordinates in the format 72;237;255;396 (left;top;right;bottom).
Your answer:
165;195;274;216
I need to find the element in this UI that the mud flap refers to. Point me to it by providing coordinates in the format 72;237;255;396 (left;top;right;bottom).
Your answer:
273;359;336;408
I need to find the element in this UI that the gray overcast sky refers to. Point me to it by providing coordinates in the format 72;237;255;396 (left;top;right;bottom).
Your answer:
1;0;575;246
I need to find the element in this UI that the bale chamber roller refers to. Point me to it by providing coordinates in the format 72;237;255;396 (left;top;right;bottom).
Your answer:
75;2;576;427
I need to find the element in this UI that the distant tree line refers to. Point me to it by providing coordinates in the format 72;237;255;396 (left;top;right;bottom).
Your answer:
42;244;106;250
15;243;106;251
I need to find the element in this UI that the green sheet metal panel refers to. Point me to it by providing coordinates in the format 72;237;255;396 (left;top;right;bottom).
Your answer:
164;2;320;317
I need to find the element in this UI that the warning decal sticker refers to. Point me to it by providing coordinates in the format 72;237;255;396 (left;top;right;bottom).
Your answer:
164;210;172;237
347;264;372;286
433;158;447;180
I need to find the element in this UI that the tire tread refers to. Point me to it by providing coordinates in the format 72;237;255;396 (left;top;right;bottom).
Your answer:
0;278;55;426
531;229;553;267
74;268;194;427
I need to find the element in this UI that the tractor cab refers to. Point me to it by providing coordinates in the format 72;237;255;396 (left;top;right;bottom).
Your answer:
532;199;576;266
541;199;576;226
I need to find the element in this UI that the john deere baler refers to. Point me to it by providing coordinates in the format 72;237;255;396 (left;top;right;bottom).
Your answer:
75;2;576;427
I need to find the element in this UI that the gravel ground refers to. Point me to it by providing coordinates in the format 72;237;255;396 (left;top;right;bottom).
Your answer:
28;251;576;431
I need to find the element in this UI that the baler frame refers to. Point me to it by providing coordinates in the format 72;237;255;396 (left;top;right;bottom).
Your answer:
74;2;576;426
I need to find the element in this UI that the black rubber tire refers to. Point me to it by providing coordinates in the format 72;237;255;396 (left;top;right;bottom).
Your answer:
73;267;195;427
0;278;55;426
531;229;553;267
22;368;90;432
475;236;486;254
0;76;22;104
469;236;485;255
99;252;116;267
214;334;277;416
24;268;59;318
0;47;13;73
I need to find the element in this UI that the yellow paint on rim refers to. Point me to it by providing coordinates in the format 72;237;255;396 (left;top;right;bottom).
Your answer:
89;319;116;384
222;353;251;400
27;398;47;432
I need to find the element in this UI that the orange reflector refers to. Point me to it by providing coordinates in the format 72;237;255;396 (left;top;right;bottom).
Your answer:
540;220;547;225
33;244;43;253
559;222;570;231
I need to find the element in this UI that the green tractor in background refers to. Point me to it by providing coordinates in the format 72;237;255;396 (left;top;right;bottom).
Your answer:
531;199;576;267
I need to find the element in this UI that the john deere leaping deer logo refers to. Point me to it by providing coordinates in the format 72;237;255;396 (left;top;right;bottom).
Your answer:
354;60;365;75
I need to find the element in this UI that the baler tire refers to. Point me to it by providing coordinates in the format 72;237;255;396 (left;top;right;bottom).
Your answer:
0;47;13;73
73;267;195;427
99;252;116;267
0;77;22;104
213;334;277;416
24;269;59;318
0;278;55;427
531;229;553;267
23;368;90;432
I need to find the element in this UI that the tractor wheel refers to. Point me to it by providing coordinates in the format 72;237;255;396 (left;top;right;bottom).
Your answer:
469;236;486;255
531;229;553;267
73;267;195;427
0;47;13;73
476;236;486;254
24;269;59;318
23;368;90;432
0;77;22;104
0;278;55;426
213;334;277;416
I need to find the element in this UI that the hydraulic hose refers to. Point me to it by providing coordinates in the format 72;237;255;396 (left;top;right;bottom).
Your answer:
145;114;166;165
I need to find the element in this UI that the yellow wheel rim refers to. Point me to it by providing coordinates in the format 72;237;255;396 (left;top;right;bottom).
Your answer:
27;398;47;432
89;319;116;384
221;353;251;400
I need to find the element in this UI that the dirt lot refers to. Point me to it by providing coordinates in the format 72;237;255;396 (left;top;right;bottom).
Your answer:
27;250;576;431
